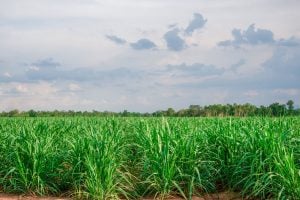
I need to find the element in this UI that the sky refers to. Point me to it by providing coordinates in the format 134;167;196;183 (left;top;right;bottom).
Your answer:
0;0;300;112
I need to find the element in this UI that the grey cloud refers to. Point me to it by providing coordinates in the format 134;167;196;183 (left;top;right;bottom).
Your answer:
168;23;177;29
25;58;145;84
105;13;206;52
185;13;207;35
174;73;298;91
218;24;275;47
25;58;62;81
0;74;13;83
4;44;300;102
130;38;156;50
32;58;60;69
164;28;186;51
276;37;300;47
175;46;300;90
106;35;127;45
1;58;147;85
263;47;300;77
166;63;224;77
243;24;274;44
26;66;143;83
7;87;27;95
229;59;245;72
217;40;232;47
27;68;61;81
0;70;27;83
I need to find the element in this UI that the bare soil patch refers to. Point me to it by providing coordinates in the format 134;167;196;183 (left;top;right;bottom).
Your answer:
143;191;243;200
0;191;243;200
0;194;70;200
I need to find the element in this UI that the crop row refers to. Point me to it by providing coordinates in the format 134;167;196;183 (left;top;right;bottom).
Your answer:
0;117;299;199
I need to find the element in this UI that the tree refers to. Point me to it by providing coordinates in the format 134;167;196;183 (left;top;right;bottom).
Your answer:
28;109;37;117
286;100;294;115
8;109;19;117
176;109;188;117
269;103;286;116
188;105;201;116
166;108;175;116
122;110;129;117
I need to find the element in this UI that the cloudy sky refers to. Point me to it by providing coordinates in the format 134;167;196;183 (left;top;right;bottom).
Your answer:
0;0;300;112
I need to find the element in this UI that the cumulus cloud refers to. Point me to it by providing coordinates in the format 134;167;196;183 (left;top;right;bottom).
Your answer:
106;35;127;45
164;28;186;51
162;13;207;51
130;38;156;50
185;13;207;35
218;24;275;47
105;12;207;52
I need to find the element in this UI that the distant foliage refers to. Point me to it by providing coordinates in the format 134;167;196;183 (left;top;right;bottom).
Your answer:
0;100;299;117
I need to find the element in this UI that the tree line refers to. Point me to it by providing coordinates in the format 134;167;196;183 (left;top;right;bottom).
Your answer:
1;100;299;117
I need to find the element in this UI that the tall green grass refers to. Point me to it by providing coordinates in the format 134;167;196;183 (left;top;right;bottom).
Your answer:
0;117;299;199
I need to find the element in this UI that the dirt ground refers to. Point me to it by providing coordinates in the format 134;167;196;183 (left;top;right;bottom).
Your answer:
143;191;243;200
0;195;69;200
0;191;243;200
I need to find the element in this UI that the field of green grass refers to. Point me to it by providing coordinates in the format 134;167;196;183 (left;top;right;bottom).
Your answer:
0;117;299;199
